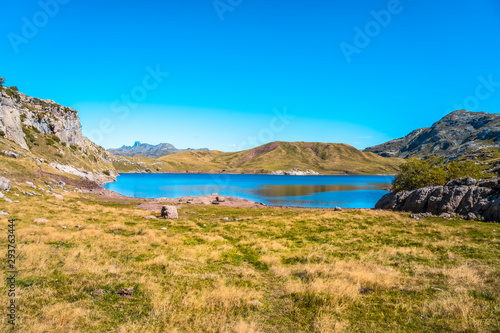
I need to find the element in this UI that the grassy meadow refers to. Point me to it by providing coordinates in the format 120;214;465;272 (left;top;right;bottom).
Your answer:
1;185;499;332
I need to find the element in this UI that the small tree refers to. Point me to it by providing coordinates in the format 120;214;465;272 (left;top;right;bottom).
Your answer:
0;77;4;89
393;156;490;192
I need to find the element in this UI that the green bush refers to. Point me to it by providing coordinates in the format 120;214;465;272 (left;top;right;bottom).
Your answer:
46;138;55;146
22;126;37;145
103;170;111;176
0;130;5;137
393;156;490;192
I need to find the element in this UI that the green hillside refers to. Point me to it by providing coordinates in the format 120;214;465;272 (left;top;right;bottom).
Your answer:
158;141;403;175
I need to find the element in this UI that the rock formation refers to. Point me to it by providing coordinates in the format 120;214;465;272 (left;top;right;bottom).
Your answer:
375;177;500;221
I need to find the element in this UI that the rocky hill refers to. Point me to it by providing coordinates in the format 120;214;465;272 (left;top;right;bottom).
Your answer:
108;141;209;158
159;141;403;174
365;110;500;159
0;84;160;184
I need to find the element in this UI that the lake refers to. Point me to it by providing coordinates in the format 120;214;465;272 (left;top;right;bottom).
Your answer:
103;173;394;208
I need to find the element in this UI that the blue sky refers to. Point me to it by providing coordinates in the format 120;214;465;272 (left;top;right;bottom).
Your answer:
1;0;500;151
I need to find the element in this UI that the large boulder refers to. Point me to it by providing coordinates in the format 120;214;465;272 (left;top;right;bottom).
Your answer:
161;205;178;219
0;176;11;191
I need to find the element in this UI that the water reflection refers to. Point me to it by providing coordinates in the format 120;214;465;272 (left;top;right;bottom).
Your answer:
256;183;388;197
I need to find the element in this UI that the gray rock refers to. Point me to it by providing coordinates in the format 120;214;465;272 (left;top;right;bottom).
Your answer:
161;205;178;219
439;186;469;214
216;196;226;202
0;211;8;216
334;207;342;211
53;194;64;200
2;151;19;158
466;212;477;220
477;178;499;188
446;177;476;187
34;218;48;223
4;197;12;203
401;186;435;213
0;176;11;191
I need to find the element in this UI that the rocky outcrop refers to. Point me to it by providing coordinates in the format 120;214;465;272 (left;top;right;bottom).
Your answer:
269;168;320;175
375;177;500;221
365;110;500;159
0;86;83;149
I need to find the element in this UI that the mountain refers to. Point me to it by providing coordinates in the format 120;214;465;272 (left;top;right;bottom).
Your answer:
158;141;402;174
364;110;500;159
108;141;209;158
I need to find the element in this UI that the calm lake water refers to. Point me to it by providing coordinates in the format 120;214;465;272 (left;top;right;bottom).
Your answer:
103;173;394;208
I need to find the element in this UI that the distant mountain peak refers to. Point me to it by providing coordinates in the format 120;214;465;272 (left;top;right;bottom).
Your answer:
108;142;208;158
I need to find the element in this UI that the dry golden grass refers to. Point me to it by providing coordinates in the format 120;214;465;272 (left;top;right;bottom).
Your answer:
0;184;499;332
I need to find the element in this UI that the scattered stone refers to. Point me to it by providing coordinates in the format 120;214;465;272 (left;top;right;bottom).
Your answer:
334;207;342;211
0;211;8;216
145;215;157;219
116;287;134;298
5;198;12;203
222;217;230;221
0;176;11;191
62;226;67;229
439;213;452;218
211;200;220;205
161;205;178;219
211;193;218;196
75;225;81;228
34;218;48;223
2;151;19;159
25;181;34;186
53;194;64;200
216;196;226;202
91;289;105;296
160;227;167;230
0;192;4;198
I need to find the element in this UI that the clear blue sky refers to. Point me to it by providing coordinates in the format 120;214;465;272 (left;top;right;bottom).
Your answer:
2;0;500;151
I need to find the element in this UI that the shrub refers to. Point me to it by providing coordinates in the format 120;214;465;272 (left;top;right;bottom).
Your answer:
46;138;55;146
0;130;5;137
103;170;111;176
393;156;490;192
20;114;27;122
22;127;38;146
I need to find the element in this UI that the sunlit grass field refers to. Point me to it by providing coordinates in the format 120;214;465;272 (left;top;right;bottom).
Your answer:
1;190;499;332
